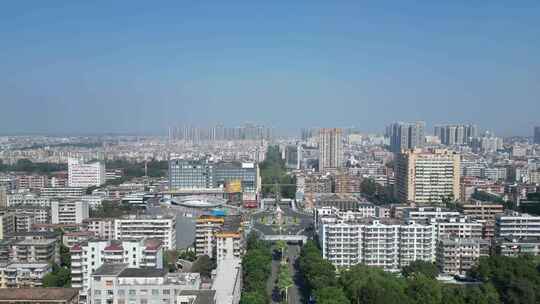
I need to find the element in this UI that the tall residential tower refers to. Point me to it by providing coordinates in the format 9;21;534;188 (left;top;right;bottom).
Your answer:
318;128;343;172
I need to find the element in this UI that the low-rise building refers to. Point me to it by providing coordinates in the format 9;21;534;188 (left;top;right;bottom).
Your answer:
494;237;540;257
82;218;115;240
89;265;200;304
9;232;60;264
436;238;488;276
496;212;540;238
0;288;79;304
0;262;51;288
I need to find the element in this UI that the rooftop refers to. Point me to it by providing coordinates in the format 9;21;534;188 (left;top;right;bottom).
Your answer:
179;290;216;304
0;288;79;302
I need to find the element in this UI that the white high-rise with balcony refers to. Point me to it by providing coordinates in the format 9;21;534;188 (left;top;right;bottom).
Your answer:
68;158;105;188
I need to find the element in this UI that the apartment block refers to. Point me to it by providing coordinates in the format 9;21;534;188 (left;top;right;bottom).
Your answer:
40;187;85;198
319;213;435;271
319;128;343;172
82;218;115;240
8;206;50;232
195;216;224;257
89;265;202;304
9;232;60;264
0;212;15;240
71;238;164;301
395;149;460;204
7;193;54;208
436;238;488;276
68;158;105;188
51;200;89;224
494;237;540;257
0;262;51;288
496;212;540;238
114;215;176;249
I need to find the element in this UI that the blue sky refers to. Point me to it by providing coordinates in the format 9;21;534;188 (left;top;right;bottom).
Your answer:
1;1;539;136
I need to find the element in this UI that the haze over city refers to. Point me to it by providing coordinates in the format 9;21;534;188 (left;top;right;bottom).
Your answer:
1;1;539;135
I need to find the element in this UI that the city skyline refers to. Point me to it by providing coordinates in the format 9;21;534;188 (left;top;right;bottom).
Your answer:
1;1;539;136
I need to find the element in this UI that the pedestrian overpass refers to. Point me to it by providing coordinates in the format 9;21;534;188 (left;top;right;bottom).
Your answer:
262;235;307;244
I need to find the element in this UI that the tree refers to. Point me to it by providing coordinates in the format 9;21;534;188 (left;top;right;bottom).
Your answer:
191;255;214;278
405;274;442;304
277;263;294;302
402;261;439;280
239;291;266;304
275;240;287;261
360;178;377;196
314;287;350;304
178;250;197;262
59;244;71;268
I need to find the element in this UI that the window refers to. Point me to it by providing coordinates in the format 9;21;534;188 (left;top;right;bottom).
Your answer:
94;290;101;296
128;290;136;296
140;300;148;304
105;280;113;288
140;290;148;296
107;290;114;296
162;289;170;295
151;290;159;296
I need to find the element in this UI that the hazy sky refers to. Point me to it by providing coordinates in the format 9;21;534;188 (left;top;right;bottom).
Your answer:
1;1;539;136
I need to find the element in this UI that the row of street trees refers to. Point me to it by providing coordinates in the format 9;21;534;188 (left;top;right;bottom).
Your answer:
240;234;272;304
299;240;540;304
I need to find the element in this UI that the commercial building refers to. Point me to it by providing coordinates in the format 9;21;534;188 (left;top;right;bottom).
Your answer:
388;121;425;153
114;215;176;249
319;128;343;172
0;262;51;288
395;149;460;204
0;288;79;304
496;212;540;238
68;158;105;188
89;265;202;304
71;238;164;299
534;126;540;144
51;200;89;224
168;159;259;195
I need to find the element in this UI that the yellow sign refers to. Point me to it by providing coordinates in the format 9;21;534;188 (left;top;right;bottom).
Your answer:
226;179;242;193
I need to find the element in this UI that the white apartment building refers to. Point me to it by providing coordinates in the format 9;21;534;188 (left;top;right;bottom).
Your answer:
395;149;460;204
7;193;54;208
68;158;105;188
51;200;89;224
319;212;435;271
432;217;483;239
496;212;540;238
89;265;202;304
115;215;176;249
40;187;85;198
9;207;50;232
402;207;460;221
71;238;164;301
82;218;115;240
215;232;243;263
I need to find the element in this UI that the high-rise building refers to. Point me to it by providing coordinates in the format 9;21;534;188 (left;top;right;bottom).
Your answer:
535;126;540;144
68;158;105;188
318;128;343;172
435;124;478;146
388;122;425;153
395;149;460;204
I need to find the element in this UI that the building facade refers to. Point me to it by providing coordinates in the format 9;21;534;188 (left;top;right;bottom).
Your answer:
68;158;105;188
114;215;176;249
318;128;343;172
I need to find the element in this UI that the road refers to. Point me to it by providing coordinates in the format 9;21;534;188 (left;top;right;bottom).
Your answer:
267;244;303;304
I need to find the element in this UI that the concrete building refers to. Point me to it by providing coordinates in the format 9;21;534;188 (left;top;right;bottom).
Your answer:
40;187;85;198
534;126;540;145
68;158;105;188
51;200;89;224
82;218;115;240
318;213;435;271
71;238;164;301
89;265;201;304
435;124;477;146
334;174;361;193
115;215;176;249
0;262;51;288
9;232;60;264
0;288;79;304
395;149;460;204
0;212;15;240
9;206;50;232
319;128;343;172
436;238;487;276
496;212;540;238
494;237;540;257
388;121;425;153
195;216;224;257
7;193;54;208
432;217;483;239
402;207;460;221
